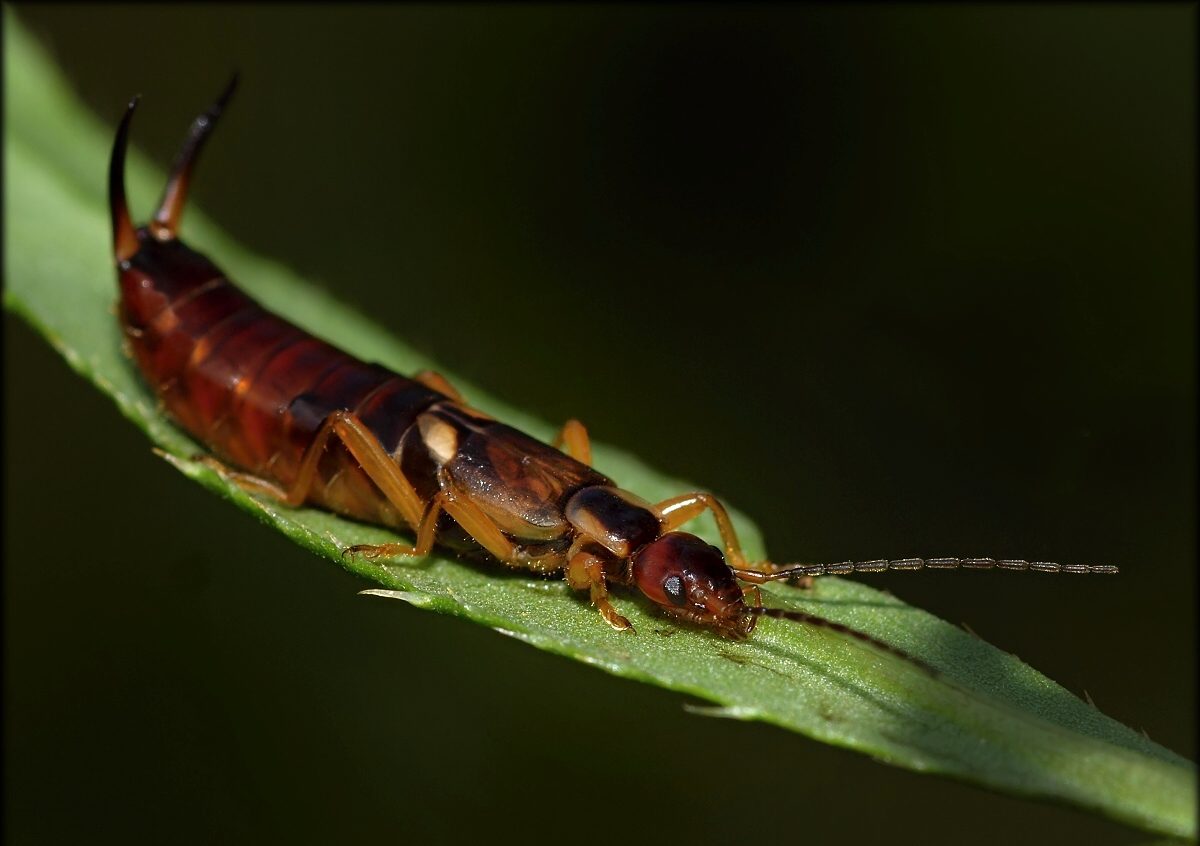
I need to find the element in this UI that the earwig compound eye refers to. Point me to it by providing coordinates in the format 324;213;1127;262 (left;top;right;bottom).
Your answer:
662;574;687;606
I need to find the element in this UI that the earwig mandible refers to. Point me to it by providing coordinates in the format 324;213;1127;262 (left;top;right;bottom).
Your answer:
109;80;1118;667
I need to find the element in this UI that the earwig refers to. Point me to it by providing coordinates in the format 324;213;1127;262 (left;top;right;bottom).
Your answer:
109;81;1117;673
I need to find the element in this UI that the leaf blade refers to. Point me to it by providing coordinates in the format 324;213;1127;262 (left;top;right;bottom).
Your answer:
4;9;1194;839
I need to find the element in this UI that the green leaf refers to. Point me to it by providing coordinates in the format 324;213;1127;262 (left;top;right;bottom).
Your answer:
4;8;1194;839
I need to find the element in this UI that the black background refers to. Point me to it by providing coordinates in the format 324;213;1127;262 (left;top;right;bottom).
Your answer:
5;5;1195;845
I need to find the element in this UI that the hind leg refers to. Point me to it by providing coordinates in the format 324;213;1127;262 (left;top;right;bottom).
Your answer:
552;419;592;466
195;410;426;530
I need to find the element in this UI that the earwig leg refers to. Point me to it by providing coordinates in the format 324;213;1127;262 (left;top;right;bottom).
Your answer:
418;481;569;572
566;550;634;632
552;419;592;466
344;492;449;560
313;412;427;528
436;488;520;563
192;454;293;500
196;410;560;573
273;412;525;565
414;371;495;420
340;460;568;573
654;492;751;569
346;467;548;570
414;370;464;403
195;410;426;530
655;491;816;589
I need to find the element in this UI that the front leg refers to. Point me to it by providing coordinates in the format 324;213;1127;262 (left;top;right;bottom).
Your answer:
653;491;814;589
414;370;464;403
552;418;592;466
565;545;634;633
654;491;750;568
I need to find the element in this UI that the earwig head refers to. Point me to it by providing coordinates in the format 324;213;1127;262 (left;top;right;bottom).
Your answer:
631;531;753;638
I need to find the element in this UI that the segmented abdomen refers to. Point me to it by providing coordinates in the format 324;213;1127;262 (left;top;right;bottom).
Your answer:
118;231;444;526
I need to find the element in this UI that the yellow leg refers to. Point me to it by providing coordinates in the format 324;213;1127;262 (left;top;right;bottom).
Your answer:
342;478;518;562
414;370;464;403
196;410;426;529
653;491;813;589
199;410;568;574
552;419;592;466
344;491;450;559
194;455;292;501
654;492;750;569
344;470;564;574
565;548;633;632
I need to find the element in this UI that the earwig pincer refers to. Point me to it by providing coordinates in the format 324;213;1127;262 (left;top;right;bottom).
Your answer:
109;81;1118;669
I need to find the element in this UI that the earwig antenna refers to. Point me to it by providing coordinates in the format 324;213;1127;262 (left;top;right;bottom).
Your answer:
109;96;140;263
739;557;1119;582
748;606;937;677
151;73;239;239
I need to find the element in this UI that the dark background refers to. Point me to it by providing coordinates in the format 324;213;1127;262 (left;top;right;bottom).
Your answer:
5;5;1195;845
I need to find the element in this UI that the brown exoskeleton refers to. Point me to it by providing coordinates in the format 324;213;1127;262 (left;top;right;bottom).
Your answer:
109;80;1118;668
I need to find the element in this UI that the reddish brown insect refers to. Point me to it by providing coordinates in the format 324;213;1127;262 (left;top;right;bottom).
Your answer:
109;81;1118;664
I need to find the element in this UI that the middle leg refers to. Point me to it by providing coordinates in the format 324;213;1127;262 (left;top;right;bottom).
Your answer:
414;370;464;403
552;418;592;466
346;472;565;574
